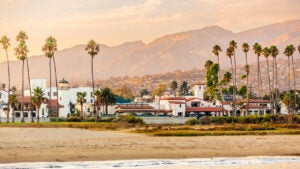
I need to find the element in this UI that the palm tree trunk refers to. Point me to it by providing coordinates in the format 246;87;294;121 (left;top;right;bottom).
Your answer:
81;103;83;119
26;58;33;123
230;57;235;116
245;52;249;116
158;95;161;116
275;57;279;114
257;55;262;115
52;56;59;119
37;106;40;123
272;58;275;114
217;55;224;115
291;55;297;115
91;56;96;121
266;58;272;115
21;60;25;123
105;104;108;115
288;57;291;115
12;108;15;123
233;52;237;116
49;58;52;118
5;50;10;123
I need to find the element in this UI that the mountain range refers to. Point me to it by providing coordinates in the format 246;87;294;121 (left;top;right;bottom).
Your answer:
0;20;299;88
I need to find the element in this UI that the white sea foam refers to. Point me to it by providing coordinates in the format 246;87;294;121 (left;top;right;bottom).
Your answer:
0;156;299;169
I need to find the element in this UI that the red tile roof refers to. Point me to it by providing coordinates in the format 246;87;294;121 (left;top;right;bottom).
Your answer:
186;107;227;112
17;96;31;103
116;109;172;113
168;101;185;104
248;99;271;103
161;97;185;100
116;105;154;109
240;105;269;109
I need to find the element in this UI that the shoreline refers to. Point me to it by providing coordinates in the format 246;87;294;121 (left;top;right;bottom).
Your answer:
0;128;300;163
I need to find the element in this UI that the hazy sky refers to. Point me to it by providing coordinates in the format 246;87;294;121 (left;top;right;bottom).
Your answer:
0;0;299;60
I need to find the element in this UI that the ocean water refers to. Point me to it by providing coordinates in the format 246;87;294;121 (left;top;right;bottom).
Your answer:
0;156;299;169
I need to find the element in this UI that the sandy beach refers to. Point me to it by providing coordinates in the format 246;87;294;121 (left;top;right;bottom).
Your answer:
0;127;300;164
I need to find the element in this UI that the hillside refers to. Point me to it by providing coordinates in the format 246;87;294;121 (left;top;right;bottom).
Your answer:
0;20;299;89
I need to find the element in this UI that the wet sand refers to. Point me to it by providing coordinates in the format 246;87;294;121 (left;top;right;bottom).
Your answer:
0;128;299;163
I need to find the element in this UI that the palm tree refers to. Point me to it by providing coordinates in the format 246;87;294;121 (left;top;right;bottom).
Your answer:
14;31;29;122
9;93;18;123
242;43;250;115
76;92;87;119
42;36;57;118
205;60;213;70
100;87;116;115
151;83;166;115
270;45;279;114
94;88;102;119
226;47;235;116
31;87;46;123
262;47;273;114
51;38;59;120
229;40;237;116
212;45;224;114
0;36;11;123
170;80;178;97
253;43;262;94
284;45;296;115
85;40;100;118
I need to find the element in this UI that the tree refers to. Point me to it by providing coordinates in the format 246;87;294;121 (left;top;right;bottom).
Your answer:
85;40;100;119
152;83;166;114
31;87;46;123
212;45;222;77
14;31;29;123
170;80;178;97
139;89;149;97
94;88;102;119
205;60;213;70
205;62;219;102
284;45;296;115
270;45;279;114
100;87;116;115
253;43;262;99
262;47;273;114
51;38;59;120
42;36;57;118
9;93;18;123
229;40;237;115
114;85;134;100
226;47;236;116
179;81;189;96
242;42;250;115
76;92;87;119
0;36;11;123
238;85;247;98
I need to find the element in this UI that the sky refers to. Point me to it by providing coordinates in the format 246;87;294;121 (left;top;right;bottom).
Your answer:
0;0;299;61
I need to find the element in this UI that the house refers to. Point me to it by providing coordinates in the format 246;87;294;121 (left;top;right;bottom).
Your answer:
240;99;272;116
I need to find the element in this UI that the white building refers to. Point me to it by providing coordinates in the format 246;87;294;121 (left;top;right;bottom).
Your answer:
24;78;95;118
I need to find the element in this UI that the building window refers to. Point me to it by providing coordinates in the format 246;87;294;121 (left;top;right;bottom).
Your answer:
54;92;57;96
91;92;93;97
48;92;50;96
179;104;181;108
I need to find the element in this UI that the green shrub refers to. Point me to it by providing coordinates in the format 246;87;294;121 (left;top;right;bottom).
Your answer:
185;118;199;125
85;118;95;122
99;117;115;122
67;116;82;122
50;117;66;122
117;115;144;124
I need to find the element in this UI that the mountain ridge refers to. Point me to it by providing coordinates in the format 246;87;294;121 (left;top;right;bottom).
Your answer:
0;19;299;88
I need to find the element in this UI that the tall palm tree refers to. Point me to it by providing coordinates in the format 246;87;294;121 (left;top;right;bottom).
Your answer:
31;87;46;123
229;40;237;116
270;45;279;114
242;43;250;115
42;36;57;118
14;31;29;122
85;40;100;119
253;43;262;95
170;80;178;97
9;93;18;123
51;38;59;119
262;47;272;113
212;45;224;114
76;92;87;119
0;36;11;123
226;47;235;116
284;45;296;115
